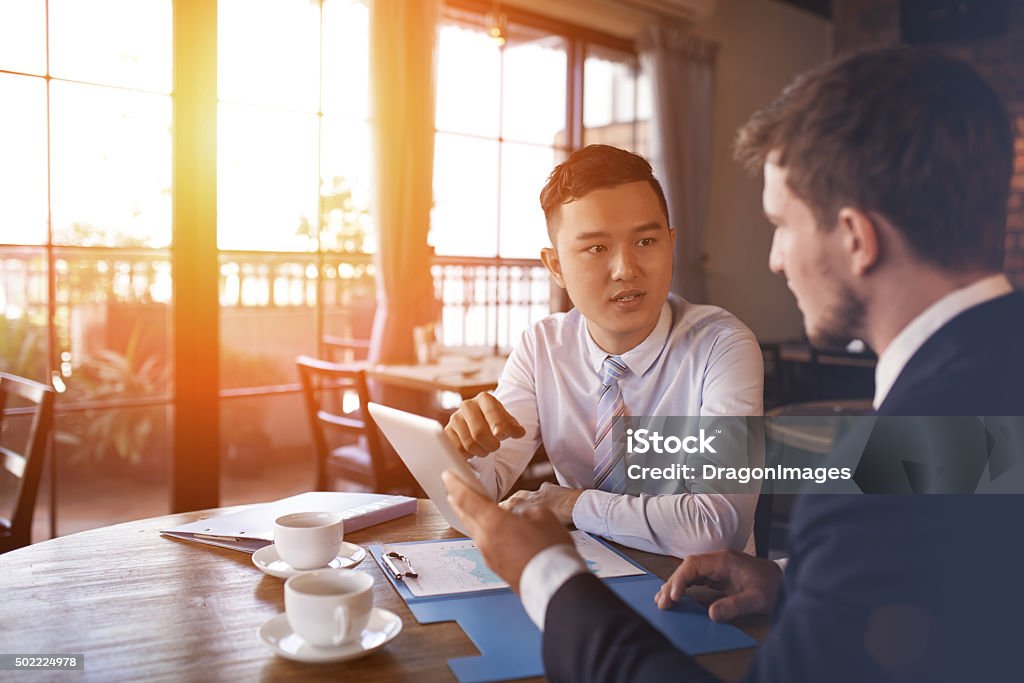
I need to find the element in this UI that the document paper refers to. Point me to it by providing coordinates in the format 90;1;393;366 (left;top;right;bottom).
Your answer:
388;530;645;598
160;492;416;553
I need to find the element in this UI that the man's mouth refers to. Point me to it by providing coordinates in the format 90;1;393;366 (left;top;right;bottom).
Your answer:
610;290;645;304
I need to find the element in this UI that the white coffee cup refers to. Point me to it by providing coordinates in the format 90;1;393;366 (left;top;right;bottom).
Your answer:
285;569;374;648
274;511;344;570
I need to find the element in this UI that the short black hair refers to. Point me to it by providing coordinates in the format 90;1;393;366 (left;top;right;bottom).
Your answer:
539;145;669;240
735;46;1013;271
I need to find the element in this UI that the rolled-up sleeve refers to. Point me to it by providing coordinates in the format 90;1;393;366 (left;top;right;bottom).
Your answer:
572;490;755;556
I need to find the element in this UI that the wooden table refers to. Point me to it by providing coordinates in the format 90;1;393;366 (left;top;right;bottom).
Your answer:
367;356;507;400
0;501;766;681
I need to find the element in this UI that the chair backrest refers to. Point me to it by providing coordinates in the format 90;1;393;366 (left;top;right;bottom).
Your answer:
296;355;389;489
322;336;371;363
0;373;55;553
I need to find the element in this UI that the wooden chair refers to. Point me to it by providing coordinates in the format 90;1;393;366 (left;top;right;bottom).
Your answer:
296;355;415;494
1;373;55;553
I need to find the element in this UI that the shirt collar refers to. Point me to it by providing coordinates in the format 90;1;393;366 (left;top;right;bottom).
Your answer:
583;300;673;378
873;274;1013;409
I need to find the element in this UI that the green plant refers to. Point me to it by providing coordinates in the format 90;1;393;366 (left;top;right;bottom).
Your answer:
0;317;47;381
219;347;292;476
62;324;168;467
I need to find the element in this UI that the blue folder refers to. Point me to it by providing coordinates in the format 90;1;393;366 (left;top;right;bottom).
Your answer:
370;537;757;682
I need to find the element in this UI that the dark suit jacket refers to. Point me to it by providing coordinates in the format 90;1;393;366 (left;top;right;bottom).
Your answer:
543;291;1024;683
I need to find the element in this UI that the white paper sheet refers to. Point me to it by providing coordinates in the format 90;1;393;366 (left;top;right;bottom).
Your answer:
385;530;645;598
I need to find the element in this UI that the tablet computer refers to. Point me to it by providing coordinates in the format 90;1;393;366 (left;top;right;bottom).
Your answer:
367;402;488;535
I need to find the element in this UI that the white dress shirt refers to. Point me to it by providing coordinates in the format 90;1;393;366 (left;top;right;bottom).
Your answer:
471;293;764;629
873;274;1013;409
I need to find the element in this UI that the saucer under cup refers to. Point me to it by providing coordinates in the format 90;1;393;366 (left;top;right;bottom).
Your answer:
252;542;366;578
274;511;344;570
259;608;402;663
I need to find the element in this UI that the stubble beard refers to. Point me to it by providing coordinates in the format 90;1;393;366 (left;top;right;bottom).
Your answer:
806;281;867;350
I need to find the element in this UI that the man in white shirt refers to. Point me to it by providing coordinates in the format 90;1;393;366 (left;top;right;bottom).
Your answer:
443;144;764;558
444;46;1024;682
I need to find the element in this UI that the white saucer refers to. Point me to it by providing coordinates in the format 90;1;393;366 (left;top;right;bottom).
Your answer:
258;608;402;663
252;542;367;579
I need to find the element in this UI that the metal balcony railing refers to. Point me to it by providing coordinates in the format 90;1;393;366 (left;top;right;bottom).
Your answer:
1;249;552;355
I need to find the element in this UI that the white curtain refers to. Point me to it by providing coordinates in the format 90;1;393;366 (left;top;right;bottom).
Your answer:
638;26;717;304
368;0;441;364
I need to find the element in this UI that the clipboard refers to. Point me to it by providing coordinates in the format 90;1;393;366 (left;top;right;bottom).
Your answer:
369;535;756;683
375;531;646;598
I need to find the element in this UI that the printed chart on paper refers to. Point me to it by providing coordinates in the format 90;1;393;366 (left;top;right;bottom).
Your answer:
388;530;644;598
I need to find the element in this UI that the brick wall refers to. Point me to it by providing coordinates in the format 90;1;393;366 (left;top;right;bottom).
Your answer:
833;0;1024;288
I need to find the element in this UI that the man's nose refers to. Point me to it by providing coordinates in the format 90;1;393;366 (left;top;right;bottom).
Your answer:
610;247;640;281
768;228;785;275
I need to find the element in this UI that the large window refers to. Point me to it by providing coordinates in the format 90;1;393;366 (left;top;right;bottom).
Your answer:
433;18;568;260
218;0;372;254
1;0;174;536
216;0;374;504
1;0;649;538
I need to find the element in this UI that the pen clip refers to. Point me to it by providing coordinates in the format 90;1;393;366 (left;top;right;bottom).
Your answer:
383;550;418;580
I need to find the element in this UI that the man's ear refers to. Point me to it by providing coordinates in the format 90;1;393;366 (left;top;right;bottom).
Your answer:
837;207;879;277
540;247;566;289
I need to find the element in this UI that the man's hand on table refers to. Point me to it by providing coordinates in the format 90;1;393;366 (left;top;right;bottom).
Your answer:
655;550;783;623
442;471;575;593
500;482;583;526
444;392;525;457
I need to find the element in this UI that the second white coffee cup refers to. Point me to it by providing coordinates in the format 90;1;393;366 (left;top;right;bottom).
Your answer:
285;569;374;648
274;511;344;570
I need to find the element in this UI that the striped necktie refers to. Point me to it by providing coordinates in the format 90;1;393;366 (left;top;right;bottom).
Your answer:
594;355;629;493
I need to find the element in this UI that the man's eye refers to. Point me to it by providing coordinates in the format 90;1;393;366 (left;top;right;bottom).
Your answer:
586;245;606;254
637;238;655;247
